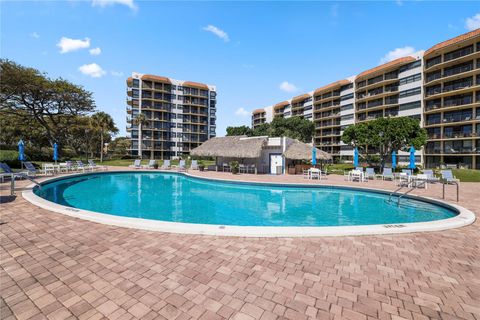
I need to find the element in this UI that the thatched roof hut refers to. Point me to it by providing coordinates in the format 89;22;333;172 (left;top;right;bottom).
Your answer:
283;140;332;161
190;136;267;159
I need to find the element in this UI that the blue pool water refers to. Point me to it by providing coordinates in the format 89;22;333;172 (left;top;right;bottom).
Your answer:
34;172;457;227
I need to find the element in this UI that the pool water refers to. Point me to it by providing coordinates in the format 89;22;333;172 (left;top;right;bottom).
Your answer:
34;172;457;227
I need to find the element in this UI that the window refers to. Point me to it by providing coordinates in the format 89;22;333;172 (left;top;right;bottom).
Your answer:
399;87;421;98
341;114;354;121
399;60;421;72
340;104;353;112
444;45;473;62
340;83;353;91
399;73;421;85
171;123;176;128
132;89;139;98
171;85;177;90
340;93;354;101
132;79;140;88
399;100;421;111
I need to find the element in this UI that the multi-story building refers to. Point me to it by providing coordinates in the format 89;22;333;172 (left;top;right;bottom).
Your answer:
423;29;480;169
126;72;217;159
250;28;480;169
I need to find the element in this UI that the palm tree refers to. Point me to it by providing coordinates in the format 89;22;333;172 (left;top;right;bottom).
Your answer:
91;112;118;162
133;113;148;159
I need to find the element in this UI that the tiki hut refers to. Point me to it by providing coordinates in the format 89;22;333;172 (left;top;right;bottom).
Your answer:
283;140;332;161
190;136;267;159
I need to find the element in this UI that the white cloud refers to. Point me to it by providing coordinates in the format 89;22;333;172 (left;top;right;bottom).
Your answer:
279;81;298;93
89;47;102;56
57;37;90;54
30;32;40;39
92;0;137;11
202;25;230;42
235;107;250;117
465;13;480;31
111;70;124;77
78;63;106;78
379;46;416;64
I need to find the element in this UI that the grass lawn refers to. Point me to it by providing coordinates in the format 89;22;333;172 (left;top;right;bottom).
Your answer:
451;169;480;182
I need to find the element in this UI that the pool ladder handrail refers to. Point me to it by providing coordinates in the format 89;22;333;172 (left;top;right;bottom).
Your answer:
10;174;41;196
388;184;421;206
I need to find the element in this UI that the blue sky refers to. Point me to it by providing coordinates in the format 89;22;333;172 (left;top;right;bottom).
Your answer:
2;1;479;137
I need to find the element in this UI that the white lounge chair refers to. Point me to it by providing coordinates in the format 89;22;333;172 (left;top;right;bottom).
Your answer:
42;163;56;176
129;159;142;169
382;167;394;181
365;167;375;180
160;160;171;170
143;160;156;169
178;160;186;172
423;170;439;183
190;160;198;170
76;161;93;172
441;170;460;184
88;160;107;171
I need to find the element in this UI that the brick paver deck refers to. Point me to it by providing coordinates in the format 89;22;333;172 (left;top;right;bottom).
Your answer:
1;168;479;320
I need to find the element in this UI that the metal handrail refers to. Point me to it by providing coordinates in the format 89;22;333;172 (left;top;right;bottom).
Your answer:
442;179;459;202
10;174;41;196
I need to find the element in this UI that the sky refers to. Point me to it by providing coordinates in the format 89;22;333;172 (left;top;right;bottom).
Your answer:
2;1;479;137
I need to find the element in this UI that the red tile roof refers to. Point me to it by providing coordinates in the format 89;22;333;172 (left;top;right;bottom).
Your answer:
252;109;265;114
141;74;171;84
356;57;416;80
314;80;350;96
291;93;311;104
425;28;480;56
274;101;290;110
183;81;209;90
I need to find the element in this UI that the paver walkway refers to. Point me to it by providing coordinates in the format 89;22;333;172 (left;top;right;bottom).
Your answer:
1;168;479;320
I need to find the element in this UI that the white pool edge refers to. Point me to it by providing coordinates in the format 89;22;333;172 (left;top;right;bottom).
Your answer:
22;171;476;237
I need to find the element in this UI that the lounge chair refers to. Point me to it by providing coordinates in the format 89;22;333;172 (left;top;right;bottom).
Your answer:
414;174;428;189
129;159;142;169
0;163;28;182
190;160;199;170
23;162;38;177
423;169;439;183
401;169;412;176
397;173;410;187
355;166;364;172
382;167;394;181
160;160;171;170
441;170;460;184
88;160;107;171
76;161;93;172
178;160;186;172
365;167;375;180
143;160;156;169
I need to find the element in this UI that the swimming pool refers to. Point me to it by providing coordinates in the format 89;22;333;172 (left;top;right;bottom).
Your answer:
27;171;474;236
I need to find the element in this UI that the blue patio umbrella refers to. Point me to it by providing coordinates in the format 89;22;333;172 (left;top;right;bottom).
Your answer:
353;147;359;167
392;150;397;169
409;146;416;169
311;147;317;166
53;143;59;163
18;140;26;161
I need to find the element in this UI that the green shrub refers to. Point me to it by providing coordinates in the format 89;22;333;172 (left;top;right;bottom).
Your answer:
0;150;21;168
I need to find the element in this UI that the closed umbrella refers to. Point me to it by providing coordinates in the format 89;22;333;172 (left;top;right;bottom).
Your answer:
311;147;317;166
409;146;416;169
53;143;59;164
353;147;359;167
392;150;397;170
18;140;26;168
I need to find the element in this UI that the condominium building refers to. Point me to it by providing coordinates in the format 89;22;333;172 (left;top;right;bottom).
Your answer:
250;28;480;169
126;72;217;159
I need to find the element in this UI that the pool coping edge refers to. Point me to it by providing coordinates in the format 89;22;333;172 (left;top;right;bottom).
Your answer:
21;170;476;237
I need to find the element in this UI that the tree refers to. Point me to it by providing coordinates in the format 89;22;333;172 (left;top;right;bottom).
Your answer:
91;112;118;162
226;125;252;136
0;59;96;147
342;117;427;169
109;137;131;159
269;116;314;143
133;113;148;159
251;123;271;137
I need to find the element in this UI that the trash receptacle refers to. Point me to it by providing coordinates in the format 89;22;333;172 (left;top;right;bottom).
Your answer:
275;165;283;175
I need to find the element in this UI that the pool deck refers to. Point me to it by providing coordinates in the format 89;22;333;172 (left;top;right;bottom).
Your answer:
1;167;480;320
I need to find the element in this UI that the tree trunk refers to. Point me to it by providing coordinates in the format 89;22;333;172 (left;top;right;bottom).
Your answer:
100;129;104;163
138;123;142;159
